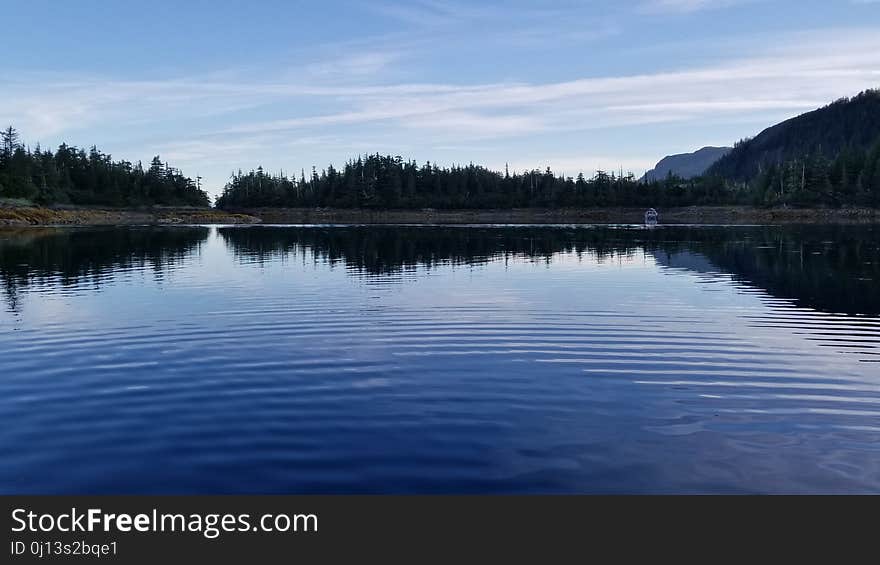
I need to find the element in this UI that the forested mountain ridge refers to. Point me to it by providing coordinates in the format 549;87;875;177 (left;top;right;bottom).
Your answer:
709;89;880;182
0;127;210;207
703;89;880;207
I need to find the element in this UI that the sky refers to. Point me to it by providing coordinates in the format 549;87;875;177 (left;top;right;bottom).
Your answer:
2;0;879;198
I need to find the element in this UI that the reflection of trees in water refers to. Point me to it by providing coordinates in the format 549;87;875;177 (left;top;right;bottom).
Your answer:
218;226;652;274
680;225;880;316
0;225;875;317
220;225;880;316
0;227;209;312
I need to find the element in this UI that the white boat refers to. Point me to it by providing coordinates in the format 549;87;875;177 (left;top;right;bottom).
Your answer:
644;208;659;225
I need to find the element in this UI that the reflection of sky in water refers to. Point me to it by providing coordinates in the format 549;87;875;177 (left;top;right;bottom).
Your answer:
0;226;878;494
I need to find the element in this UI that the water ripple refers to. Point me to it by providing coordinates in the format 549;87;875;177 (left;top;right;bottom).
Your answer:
0;225;878;493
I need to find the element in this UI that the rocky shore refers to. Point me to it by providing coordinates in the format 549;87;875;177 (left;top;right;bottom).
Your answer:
0;206;260;227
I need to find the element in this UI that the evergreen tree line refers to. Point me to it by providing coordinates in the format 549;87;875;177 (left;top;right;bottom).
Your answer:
215;156;737;210
0;127;210;207
4;113;879;211
214;144;880;211
747;142;880;207
216;90;880;210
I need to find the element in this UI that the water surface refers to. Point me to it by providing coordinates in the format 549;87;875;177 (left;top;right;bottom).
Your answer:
0;224;878;493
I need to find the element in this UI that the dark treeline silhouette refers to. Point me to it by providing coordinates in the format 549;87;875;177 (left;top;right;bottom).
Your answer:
4;90;879;211
215;90;880;211
213;149;880;210
0;127;210;207
738;140;880;207
218;225;880;316
214;157;734;210
0;227;209;312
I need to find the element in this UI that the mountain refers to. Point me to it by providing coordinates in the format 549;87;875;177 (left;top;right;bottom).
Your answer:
641;146;731;182
709;89;880;181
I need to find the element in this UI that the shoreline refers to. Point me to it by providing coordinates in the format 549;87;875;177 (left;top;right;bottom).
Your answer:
0;206;260;227
2;205;879;227
231;206;880;225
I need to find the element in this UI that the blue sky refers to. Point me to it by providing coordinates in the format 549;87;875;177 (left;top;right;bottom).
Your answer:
2;0;879;197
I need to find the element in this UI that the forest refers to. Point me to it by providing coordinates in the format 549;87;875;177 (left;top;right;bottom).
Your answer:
710;90;880;181
213;144;880;210
0;127;210;207
214;90;880;210
211;89;880;210
709;89;880;207
213;158;717;210
3;89;880;210
745;144;880;207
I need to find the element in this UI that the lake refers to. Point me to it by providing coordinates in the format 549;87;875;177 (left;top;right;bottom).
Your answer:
0;224;878;493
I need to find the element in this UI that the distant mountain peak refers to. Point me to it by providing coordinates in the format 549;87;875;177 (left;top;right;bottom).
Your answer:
641;146;732;182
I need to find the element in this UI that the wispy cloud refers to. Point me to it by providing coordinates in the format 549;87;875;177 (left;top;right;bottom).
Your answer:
305;52;401;78
366;0;621;47
369;0;556;28
639;0;755;13
368;0;480;26
212;30;880;138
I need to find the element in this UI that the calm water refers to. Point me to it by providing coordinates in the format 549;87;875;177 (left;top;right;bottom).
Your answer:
0;224;878;494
